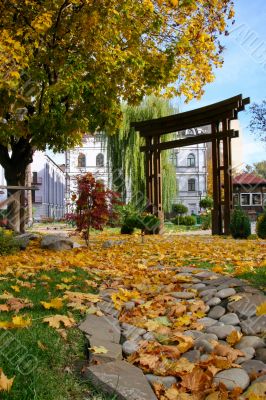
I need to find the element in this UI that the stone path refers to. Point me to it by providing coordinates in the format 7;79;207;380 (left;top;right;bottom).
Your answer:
79;267;266;399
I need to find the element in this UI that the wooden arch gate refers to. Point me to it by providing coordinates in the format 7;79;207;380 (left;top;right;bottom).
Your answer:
132;95;250;235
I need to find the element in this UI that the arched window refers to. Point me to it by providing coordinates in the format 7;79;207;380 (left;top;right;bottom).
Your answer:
96;153;104;167
187;153;195;167
77;153;86;168
188;178;196;192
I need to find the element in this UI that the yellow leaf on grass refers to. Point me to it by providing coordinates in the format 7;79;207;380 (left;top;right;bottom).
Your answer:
41;298;63;310
37;341;47;350
12;315;32;328
89;346;108;354
0;292;14;300
256;302;266;316
0;368;14;392
43;315;75;329
11;285;20;292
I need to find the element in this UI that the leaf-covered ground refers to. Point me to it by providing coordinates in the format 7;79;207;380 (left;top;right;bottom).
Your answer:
0;233;265;399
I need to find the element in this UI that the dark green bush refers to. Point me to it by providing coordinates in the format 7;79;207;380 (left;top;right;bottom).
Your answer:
200;196;213;210
230;208;251;239
0;229;20;255
141;214;160;234
172;215;196;226
256;210;266;239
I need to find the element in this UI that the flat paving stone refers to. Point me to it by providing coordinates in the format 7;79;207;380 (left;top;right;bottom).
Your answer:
227;294;266;319
241;360;266;376
219;313;240;326
88;336;122;363
240;315;266;335
85;360;158;400
213;368;250;391
79;315;121;343
216;288;236;299
255;348;266;363
208;306;226;319
235;336;265;350
170;291;196;299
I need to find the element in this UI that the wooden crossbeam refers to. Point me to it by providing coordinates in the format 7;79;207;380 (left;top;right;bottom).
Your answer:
140;130;239;152
0;186;39;190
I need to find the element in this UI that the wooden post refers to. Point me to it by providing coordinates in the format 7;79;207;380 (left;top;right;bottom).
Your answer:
152;136;164;232
222;119;233;235
212;123;222;235
145;137;153;213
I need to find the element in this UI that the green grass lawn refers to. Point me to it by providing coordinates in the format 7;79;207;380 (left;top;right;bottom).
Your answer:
0;267;115;400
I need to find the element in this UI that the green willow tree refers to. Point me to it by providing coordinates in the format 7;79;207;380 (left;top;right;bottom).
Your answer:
0;0;234;231
106;97;177;212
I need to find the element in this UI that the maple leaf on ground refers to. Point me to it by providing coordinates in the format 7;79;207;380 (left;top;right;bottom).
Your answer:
181;367;212;391
12;315;32;328
0;304;9;311
40;298;64;310
0;368;15;392
226;330;243;346
256;302;266;316
43;315;75;329
213;343;244;362
7;298;33;313
64;291;100;304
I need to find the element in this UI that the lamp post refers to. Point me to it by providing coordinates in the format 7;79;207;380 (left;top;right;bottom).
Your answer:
199;190;202;213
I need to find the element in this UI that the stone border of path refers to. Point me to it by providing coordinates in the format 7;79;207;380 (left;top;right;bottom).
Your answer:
78;267;266;400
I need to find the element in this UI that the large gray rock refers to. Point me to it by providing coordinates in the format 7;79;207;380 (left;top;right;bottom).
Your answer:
85;361;157;400
213;368;250;391
14;232;40;250
79;315;121;343
198;317;218;327
216;288;236;299
207;297;222;306
41;234;74;250
240;315;266;335
227;293;266;319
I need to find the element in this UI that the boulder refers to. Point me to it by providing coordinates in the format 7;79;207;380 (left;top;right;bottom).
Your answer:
41;234;74;250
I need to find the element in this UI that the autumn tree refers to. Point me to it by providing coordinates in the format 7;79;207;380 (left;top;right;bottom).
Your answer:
244;161;266;179
0;0;234;231
67;173;120;245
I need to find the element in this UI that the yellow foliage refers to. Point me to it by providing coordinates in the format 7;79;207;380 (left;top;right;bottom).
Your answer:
40;298;64;310
0;369;14;392
256;302;266;316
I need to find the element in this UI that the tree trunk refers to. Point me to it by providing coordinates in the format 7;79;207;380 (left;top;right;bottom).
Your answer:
0;138;34;233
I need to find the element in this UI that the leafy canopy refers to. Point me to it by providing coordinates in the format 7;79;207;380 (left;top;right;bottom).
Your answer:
0;0;234;152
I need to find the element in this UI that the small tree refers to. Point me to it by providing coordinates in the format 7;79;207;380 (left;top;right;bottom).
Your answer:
67;173;120;246
256;210;266;239
200;196;214;210
172;203;188;225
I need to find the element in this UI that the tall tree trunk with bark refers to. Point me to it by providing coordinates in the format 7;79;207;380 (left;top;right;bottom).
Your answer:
0;138;34;232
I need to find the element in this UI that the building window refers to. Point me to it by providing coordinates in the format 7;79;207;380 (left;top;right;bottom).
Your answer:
240;193;262;206
187;153;195;167
77;153;86;168
252;193;262;205
188;178;196;192
96;153;104;167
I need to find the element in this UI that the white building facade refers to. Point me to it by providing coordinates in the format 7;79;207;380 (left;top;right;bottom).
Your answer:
31;152;65;221
170;128;208;215
65;134;109;211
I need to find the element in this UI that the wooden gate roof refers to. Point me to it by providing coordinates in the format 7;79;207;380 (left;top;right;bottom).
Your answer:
132;94;250;137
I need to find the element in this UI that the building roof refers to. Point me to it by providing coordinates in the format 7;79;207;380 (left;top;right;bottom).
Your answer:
233;173;266;186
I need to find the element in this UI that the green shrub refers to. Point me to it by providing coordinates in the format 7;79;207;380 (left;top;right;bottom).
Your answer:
256;210;266;239
172;215;196;226
200;196;213;210
172;203;188;215
0;229;20;255
230;208;251;239
201;212;212;230
121;225;135;234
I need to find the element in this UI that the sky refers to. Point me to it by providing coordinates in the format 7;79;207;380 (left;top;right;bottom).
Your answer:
51;0;266;167
175;0;266;166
